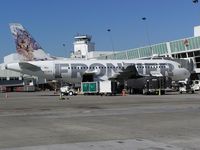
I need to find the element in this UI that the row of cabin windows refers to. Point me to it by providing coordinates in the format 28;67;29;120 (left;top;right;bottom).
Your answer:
0;77;20;81
136;65;166;69
69;66;124;70
0;77;7;81
66;65;166;70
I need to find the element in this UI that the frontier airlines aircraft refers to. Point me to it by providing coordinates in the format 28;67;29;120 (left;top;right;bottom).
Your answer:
5;23;190;83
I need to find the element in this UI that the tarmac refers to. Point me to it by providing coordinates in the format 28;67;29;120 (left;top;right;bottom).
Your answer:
0;91;200;150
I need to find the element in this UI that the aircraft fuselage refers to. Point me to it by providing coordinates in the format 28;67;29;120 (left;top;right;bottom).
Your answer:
16;59;190;83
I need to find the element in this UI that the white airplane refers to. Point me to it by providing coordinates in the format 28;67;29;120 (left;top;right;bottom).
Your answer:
5;23;190;83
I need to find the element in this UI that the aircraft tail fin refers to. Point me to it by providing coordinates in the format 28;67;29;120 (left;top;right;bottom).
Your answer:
9;23;53;61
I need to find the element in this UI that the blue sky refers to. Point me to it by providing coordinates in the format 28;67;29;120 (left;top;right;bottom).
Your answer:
0;0;200;61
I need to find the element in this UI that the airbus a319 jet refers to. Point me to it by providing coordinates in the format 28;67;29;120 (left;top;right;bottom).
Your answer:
5;23;190;83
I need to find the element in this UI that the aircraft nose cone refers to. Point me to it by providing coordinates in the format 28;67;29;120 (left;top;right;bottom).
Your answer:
183;68;190;79
173;68;190;81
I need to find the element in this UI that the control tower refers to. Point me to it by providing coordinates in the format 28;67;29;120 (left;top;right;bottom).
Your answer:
72;34;95;58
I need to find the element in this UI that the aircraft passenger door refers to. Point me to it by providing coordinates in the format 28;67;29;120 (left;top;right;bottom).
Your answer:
55;64;61;78
82;74;94;82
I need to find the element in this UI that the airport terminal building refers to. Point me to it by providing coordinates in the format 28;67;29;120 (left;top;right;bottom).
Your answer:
97;26;200;77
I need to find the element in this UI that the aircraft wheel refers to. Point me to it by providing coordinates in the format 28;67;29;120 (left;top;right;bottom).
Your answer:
69;91;73;96
192;90;194;94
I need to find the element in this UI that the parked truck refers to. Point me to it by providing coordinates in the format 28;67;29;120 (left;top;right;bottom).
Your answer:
81;81;98;94
81;81;117;95
127;76;170;95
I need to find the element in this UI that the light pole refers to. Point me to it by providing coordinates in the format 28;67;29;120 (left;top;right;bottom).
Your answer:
62;43;68;58
142;17;153;56
107;29;116;59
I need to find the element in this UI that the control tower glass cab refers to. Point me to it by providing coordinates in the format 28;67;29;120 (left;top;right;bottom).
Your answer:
73;34;95;58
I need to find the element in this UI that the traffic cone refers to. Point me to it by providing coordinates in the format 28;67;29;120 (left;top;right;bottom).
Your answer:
122;89;126;96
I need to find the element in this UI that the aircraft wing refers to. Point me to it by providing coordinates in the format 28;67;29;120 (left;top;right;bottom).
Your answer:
109;65;143;81
19;62;42;72
109;65;164;81
19;62;44;77
18;62;45;78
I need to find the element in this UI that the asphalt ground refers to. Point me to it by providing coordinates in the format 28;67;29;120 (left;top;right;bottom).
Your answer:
0;91;200;150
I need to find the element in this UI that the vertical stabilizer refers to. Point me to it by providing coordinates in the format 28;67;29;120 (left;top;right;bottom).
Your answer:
9;23;52;61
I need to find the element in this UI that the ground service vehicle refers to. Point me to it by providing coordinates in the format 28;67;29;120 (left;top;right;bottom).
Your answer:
60;86;77;96
191;80;200;91
81;81;117;95
179;81;195;94
127;76;170;95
